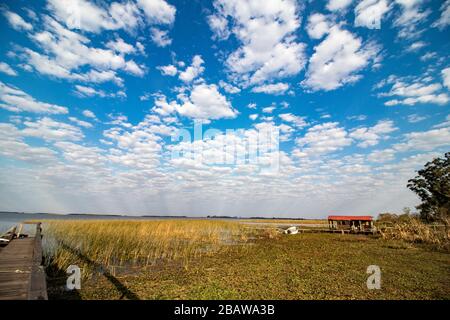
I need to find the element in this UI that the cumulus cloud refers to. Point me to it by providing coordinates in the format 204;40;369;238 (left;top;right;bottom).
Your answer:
0;62;17;76
20;17;145;83
21;117;84;141
150;28;172;47
46;0;175;33
208;0;306;86
294;122;352;157
302;26;379;91
279;113;308;128
152;83;238;121
433;0;450;29
394;127;450;152
105;37;136;54
393;0;430;39
176;83;238;120
354;0;391;29
379;75;450;106
306;13;331;39
74;85;126;99
349;120;398;147
442;67;450;90
219;80;241;94
251;83;289;95
137;0;176;25
0;123;56;163
2;10;33;31
157;64;178;76
82;109;97;119
367;148;396;163
179;55;204;83
407;114;427;123
327;0;353;12
0;81;68;114
69;116;93;128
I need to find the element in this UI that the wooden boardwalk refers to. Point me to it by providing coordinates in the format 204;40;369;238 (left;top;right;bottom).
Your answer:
0;223;47;300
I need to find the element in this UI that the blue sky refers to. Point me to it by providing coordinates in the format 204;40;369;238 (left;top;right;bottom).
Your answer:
0;0;449;217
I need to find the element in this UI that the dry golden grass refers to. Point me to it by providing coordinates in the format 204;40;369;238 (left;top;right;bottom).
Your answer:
43;219;278;276
380;217;450;251
238;219;326;224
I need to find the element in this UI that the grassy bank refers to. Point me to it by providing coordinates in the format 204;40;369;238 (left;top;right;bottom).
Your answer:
43;220;450;300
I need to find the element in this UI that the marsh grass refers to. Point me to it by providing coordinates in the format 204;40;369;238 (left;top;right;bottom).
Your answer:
43;219;278;277
380;218;450;252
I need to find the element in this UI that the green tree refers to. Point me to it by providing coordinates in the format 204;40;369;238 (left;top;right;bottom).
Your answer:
407;152;450;222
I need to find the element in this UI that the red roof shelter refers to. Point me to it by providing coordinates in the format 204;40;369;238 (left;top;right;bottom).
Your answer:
328;215;373;221
328;215;374;232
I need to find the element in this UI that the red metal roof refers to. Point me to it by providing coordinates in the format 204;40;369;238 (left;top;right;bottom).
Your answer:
328;215;373;221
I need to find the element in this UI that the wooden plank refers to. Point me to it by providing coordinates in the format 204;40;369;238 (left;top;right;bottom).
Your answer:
0;223;47;300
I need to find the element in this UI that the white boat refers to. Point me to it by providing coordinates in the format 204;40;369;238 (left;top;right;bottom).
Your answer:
283;226;299;235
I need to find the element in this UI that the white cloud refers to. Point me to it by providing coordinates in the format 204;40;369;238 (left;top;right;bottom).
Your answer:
349;120;398;148
74;85;126;99
179;55;204;83
2;10;33;31
306;13;331;39
106;37;136;54
219;80;241;94
207;13;230;40
420;52;437;61
302;26;379;91
433;115;450;129
347;114;367;121
327;0;353;11
380;75;450;106
249;114;258;121
0;81;68;114
46;0;174;34
82;109;97;119
55;141;106;166
294;122;352;157
21;117;84;141
251;83;289;95
137;0;176;25
442;67;450;90
393;0;430;39
69;116;93;128
367;148;396;163
407;114;427;123
175;83;238;120
279;113;307;128
394;127;450;152
0;123;56;163
209;0;306;86
47;0;139;33
150;28;172;47
355;0;390;29
0;62;17;76
433;0;450;29
262;105;276;114
158;64;178;76
21;17;145;82
406;41;427;52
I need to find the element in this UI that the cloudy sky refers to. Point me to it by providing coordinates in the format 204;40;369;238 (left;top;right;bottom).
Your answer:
0;0;449;218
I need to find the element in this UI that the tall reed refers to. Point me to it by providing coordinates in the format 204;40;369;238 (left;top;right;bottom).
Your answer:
43;219;272;276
